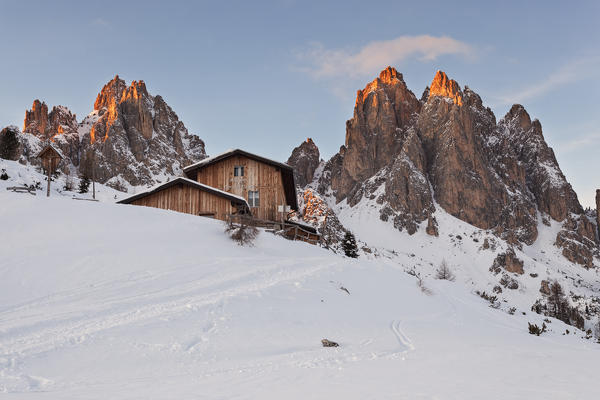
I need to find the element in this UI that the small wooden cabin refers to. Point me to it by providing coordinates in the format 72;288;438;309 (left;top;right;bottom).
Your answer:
37;144;64;173
117;177;250;219
117;149;298;223
183;149;298;222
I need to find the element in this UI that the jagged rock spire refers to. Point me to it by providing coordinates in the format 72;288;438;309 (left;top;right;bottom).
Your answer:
287;138;320;188
596;190;600;241
428;70;463;106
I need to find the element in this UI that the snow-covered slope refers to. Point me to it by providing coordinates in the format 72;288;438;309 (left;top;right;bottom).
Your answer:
334;195;600;318
1;191;599;398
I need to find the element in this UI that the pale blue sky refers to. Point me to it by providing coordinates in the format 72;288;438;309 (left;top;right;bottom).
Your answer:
0;0;598;206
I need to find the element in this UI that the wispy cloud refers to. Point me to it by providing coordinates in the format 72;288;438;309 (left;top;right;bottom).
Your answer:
91;18;111;28
495;56;600;105
295;35;474;79
560;131;600;152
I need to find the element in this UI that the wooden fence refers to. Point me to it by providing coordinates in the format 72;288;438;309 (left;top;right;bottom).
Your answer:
225;214;320;245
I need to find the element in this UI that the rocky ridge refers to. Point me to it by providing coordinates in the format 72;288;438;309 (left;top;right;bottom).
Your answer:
2;75;206;188
286;138;320;187
293;67;598;267
597;190;600;240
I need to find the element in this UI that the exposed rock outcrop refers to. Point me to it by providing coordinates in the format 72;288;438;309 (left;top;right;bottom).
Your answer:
428;70;463;106
0;126;21;160
597;190;600;240
23;100;78;140
426;216;439;237
491;248;524;275
290;188;349;253
555;214;597;268
79;75;206;185
312;66;598;266
9;75;207;188
287;138;320;187
495;105;582;222
332;67;421;200
540;280;550;295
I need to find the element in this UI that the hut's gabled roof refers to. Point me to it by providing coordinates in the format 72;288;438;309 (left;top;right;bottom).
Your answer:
37;143;64;160
117;177;250;211
183;149;298;210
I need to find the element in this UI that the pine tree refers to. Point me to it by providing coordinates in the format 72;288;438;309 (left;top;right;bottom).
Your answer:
342;231;358;258
79;175;90;194
0;127;20;160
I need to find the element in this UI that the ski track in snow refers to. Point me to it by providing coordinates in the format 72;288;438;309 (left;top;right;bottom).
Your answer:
390;320;414;352
0;259;335;362
1;186;600;399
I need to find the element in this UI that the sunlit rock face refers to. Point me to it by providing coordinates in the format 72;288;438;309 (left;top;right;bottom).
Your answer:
332;66;421;201
306;67;598;265
10;75;206;187
428;70;463;106
23;100;49;137
78;75;206;185
23;100;78;140
22;100;81;163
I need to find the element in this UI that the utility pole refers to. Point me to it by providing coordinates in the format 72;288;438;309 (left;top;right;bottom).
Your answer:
92;148;96;200
46;165;51;197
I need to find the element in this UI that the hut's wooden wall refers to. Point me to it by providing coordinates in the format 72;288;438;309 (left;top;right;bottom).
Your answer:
130;184;236;220
195;155;286;221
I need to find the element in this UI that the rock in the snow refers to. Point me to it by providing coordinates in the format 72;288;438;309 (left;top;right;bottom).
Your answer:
540;280;551;295
426;216;439;237
555;214;596;269
321;339;339;347
491;248;524;275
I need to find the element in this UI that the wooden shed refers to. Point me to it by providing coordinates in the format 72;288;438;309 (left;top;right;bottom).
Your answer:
117;177;250;219
37;144;64;172
183;149;298;222
37;144;64;197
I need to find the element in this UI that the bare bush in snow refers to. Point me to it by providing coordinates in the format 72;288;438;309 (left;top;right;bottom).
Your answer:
435;259;455;281
224;218;259;246
416;273;433;295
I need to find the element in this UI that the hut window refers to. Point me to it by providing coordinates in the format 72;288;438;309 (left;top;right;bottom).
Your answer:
248;190;259;207
234;166;244;176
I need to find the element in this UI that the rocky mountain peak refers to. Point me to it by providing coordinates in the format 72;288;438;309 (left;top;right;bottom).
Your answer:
314;67;597;267
23;100;78;140
79;74;206;185
94;75;127;111
428;70;463;106
334;67;421;200
356;66;408;105
122;80;149;102
504;104;533;131
5;74;207;189
378;66;403;84
23;100;49;136
287;138;321;187
48;106;78;134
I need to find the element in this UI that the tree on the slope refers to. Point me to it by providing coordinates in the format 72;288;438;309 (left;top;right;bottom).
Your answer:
435;259;456;281
342;231;358;258
0;127;20;160
79;175;90;194
548;281;569;322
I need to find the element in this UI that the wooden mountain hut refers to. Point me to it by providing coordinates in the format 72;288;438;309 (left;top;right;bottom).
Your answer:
118;149;298;223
